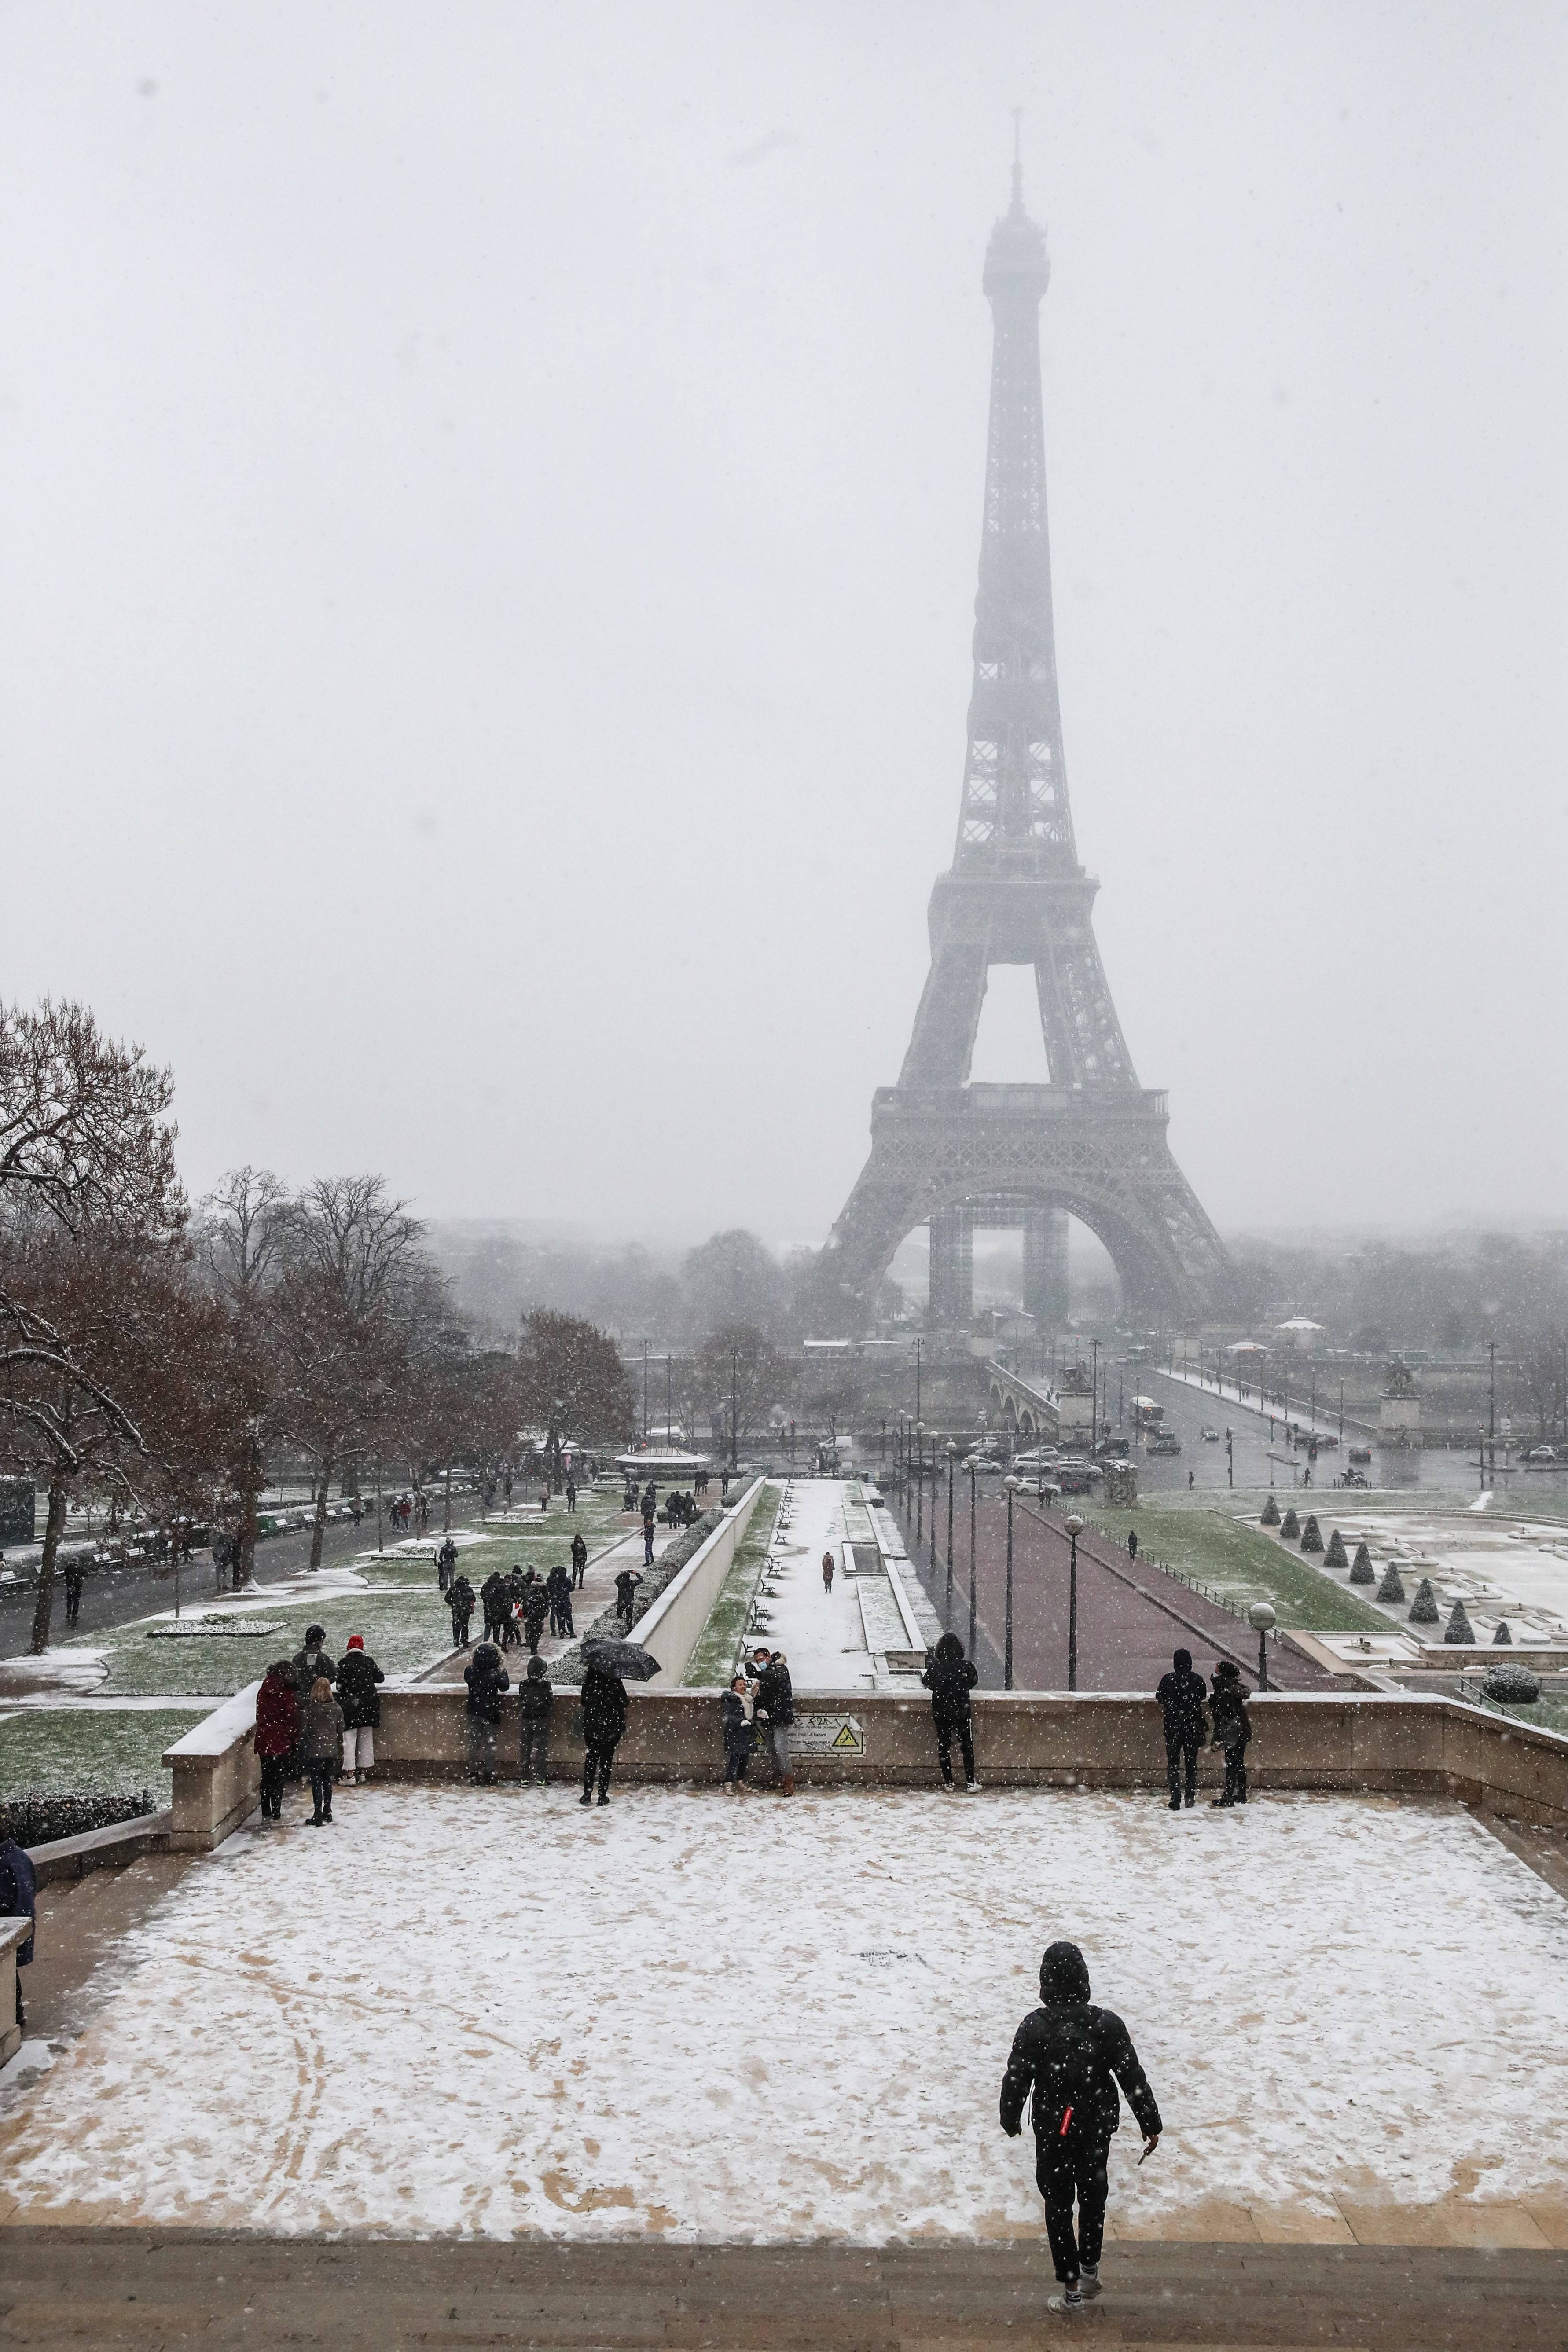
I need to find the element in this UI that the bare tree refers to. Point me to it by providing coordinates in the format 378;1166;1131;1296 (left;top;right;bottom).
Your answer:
0;1000;183;1240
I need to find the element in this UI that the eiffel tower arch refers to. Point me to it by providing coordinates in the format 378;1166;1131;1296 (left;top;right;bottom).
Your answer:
817;156;1230;1335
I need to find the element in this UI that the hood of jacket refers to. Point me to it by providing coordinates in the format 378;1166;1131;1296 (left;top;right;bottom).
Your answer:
1039;1940;1091;2006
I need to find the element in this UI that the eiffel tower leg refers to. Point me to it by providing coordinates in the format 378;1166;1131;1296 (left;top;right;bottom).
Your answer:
1022;1203;1068;1328
929;1204;973;1334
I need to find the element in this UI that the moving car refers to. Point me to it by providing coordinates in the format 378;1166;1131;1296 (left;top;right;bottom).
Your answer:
1147;1431;1182;1456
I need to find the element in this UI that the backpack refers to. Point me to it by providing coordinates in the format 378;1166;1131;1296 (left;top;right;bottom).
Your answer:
1028;2008;1101;2154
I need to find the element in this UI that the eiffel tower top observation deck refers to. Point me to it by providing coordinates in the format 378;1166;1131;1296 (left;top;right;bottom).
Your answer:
817;156;1229;1330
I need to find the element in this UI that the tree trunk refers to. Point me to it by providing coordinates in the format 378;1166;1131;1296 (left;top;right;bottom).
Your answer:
29;1471;68;1656
309;1453;332;1571
237;1476;259;1589
444;1464;452;1532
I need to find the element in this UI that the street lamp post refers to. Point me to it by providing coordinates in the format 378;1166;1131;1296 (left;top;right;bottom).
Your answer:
1003;1476;1020;1691
1248;1599;1277;1691
915;1422;925;1545
945;1442;957;1621
1063;1511;1083;1692
966;1454;978;1660
731;1346;739;1471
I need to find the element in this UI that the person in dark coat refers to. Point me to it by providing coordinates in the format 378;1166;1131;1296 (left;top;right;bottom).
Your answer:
63;1556;86;1629
546;1562;573;1639
1155;1648;1208;1811
1208;1659;1251;1807
0;1807;38;2032
521;1572;550;1655
518;1654;554;1785
499;1568;525;1649
1000;1940;1162;2314
720;1674;755;1790
614;1567;643;1631
480;1570;507;1648
300;1677;345;1826
822;1548;835;1593
752;1649;796;1794
436;1535;458;1595
291;1625;337;1694
570;1530;588;1589
448;1572;475;1648
334;1634;385;1785
922;1631;980;1791
463;1641;510;1784
255;1659;299;1822
1126;1530;1138;1561
579;1655;628;1806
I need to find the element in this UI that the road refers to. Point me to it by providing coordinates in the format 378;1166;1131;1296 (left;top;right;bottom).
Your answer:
0;1512;389;1661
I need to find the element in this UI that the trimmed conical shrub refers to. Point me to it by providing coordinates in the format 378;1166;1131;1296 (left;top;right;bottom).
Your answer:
1444;1598;1476;1644
1300;1514;1324;1554
1280;1507;1301;1541
1349;1541;1375;1584
1408;1575;1440;1625
1377;1560;1406;1604
1324;1528;1348;1568
1260;1496;1281;1527
1493;1620;1513;1645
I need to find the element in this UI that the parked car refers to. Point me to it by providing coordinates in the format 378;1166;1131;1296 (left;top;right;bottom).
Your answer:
1523;1447;1560;1469
1011;1449;1060;1476
1348;1445;1373;1466
1200;1425;1221;1443
1147;1431;1182;1456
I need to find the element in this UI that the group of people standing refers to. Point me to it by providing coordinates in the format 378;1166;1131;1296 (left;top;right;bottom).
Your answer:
253;1626;386;1827
1155;1648;1252;1808
437;1531;590;1652
461;1638;629;1807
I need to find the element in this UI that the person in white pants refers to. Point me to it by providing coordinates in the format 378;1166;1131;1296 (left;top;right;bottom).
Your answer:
334;1634;385;1786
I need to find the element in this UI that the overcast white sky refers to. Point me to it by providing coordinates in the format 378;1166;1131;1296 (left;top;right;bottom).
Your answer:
2;3;1564;1251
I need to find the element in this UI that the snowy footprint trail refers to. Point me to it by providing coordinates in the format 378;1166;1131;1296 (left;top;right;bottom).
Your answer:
4;1786;1568;2241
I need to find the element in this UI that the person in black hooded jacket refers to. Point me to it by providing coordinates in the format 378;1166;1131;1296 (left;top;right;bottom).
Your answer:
1154;1648;1209;1811
921;1631;980;1791
579;1655;628;1807
1000;1940;1162;2314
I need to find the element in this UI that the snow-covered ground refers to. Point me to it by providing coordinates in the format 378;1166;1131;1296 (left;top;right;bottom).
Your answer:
4;1786;1567;2239
758;1480;874;1687
1277;1509;1568;1644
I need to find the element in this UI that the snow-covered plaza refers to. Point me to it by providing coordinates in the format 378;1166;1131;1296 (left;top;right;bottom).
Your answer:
5;1783;1568;2246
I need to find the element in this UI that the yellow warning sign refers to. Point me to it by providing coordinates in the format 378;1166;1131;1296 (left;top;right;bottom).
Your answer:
794;1714;865;1758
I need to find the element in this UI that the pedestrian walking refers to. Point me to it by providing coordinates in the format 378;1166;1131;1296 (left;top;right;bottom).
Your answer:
448;1571;475;1648
436;1535;457;1595
480;1570;507;1648
752;1647;796;1794
334;1634;385;1785
546;1562;573;1638
518;1655;554;1785
921;1630;980;1791
642;1517;655;1567
1155;1649;1208;1811
255;1659;298;1822
0;1809;37;2033
463;1641;510;1784
570;1530;588;1589
1126;1530;1138;1561
63;1557;85;1629
1208;1659;1252;1807
721;1674;756;1790
615;1566;643;1631
521;1571;550;1655
301;1677;345;1826
999;1940;1162;2315
821;1548;835;1593
578;1653;628;1806
565;1477;577;1513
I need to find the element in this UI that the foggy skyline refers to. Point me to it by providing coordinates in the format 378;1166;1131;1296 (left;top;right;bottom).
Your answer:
3;4;1564;1252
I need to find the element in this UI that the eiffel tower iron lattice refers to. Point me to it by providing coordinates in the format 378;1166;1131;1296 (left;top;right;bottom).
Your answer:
819;158;1230;1332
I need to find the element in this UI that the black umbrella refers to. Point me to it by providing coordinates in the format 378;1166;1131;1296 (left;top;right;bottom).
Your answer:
582;1637;662;1681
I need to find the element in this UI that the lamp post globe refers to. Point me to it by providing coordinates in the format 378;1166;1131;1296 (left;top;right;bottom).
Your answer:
1247;1599;1277;1692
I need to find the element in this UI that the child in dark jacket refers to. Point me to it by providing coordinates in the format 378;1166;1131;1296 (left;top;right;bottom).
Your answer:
518;1655;554;1785
301;1677;345;1826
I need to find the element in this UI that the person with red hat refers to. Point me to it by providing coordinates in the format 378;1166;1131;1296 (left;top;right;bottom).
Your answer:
334;1634;385;1786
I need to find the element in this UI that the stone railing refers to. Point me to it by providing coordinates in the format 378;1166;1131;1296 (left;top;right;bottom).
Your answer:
0;1916;28;2066
634;1477;765;1684
151;1681;1568;1846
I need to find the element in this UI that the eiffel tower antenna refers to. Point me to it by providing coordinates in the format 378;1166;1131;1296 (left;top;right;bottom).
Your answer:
816;170;1229;1334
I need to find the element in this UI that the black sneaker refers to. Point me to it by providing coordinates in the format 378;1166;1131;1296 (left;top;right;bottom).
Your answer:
579;1791;593;1807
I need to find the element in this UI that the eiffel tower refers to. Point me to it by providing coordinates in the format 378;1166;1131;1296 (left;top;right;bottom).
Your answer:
819;156;1229;1333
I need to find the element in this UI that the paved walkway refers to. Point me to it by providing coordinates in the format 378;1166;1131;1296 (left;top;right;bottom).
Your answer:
900;1490;1333;1692
420;1514;679;1682
0;2231;1562;2345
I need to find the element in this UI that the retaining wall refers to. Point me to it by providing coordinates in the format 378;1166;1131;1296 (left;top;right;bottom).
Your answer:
635;1478;765;1684
156;1680;1568;1844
